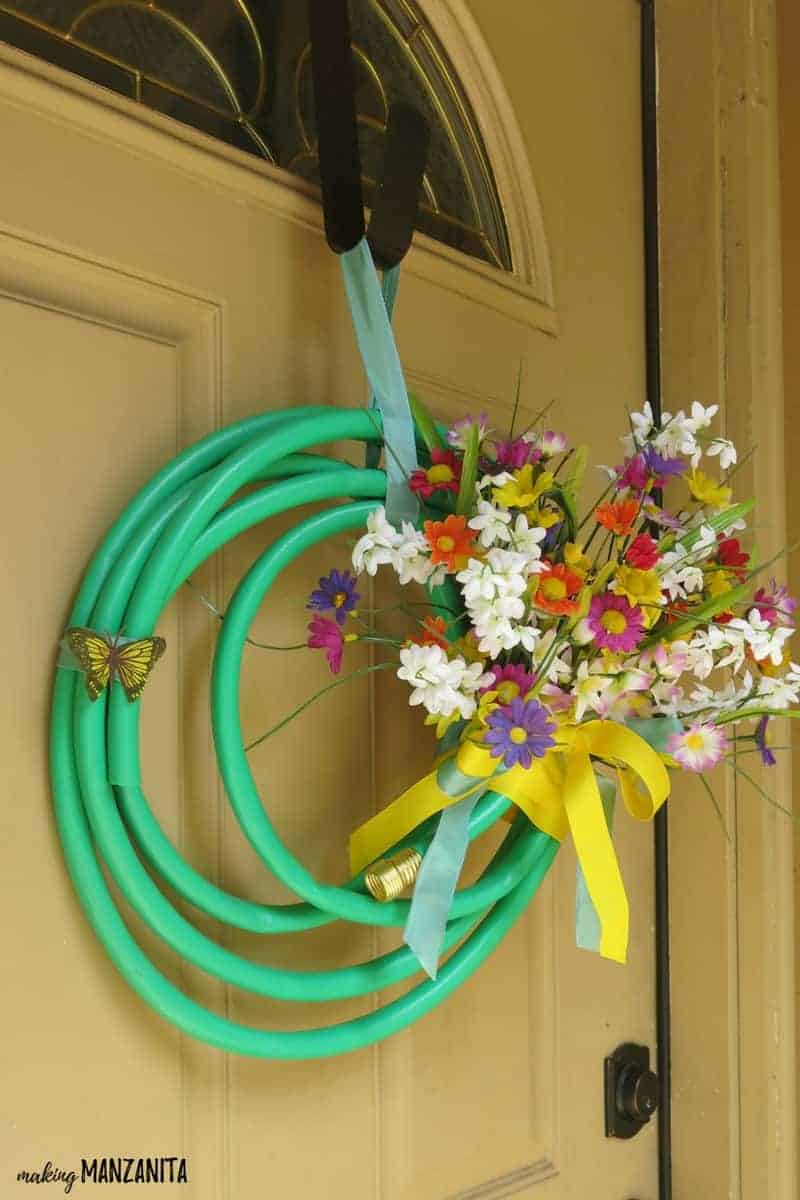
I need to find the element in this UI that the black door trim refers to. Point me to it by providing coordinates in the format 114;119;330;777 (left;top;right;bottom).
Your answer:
639;3;672;1197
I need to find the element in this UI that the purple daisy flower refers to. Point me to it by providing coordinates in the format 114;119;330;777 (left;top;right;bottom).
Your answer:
587;594;645;653
485;697;557;770
307;616;344;674
756;716;776;767
643;444;685;485
307;568;360;626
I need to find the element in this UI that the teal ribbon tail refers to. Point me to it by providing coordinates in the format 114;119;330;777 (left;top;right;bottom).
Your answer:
404;793;483;980
575;716;683;955
340;239;419;526
575;775;617;954
403;752;493;978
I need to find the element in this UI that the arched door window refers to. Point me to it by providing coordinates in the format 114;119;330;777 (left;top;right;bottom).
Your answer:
0;0;513;270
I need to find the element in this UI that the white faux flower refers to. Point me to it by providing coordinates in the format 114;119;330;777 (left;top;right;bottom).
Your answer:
457;549;527;605
474;617;521;659
706;437;737;470
468;499;512;548
651;680;684;717
756;673;800;709
572;661;615;721
517;623;542;652
352;507;401;576
653;408;699;460
507;513;548;571
683;672;754;716
477;470;513;495
469;594;526;627
396;645;491;718
687;401;719;432
727;608;794;665
684;630;718;679
622;402;654;452
659;549;705;600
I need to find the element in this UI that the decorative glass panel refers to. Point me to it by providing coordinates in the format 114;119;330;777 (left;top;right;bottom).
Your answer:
0;0;512;270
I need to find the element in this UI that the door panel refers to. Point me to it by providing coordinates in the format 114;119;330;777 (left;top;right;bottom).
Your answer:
0;4;658;1196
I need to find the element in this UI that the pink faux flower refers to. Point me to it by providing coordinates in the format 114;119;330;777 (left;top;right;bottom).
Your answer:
495;437;540;470
616;453;649;492
447;413;489;451
539;430;568;456
667;722;729;772
753;581;797;627
307;615;344;674
587;594;645;653
482;663;536;703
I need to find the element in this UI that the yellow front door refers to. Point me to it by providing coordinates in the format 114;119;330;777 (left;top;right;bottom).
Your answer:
0;4;661;1196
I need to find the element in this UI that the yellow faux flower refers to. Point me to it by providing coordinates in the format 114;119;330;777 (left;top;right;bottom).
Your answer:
706;568;734;599
688;469;732;508
528;504;562;529
492;466;554;510
564;541;591;574
612;565;664;628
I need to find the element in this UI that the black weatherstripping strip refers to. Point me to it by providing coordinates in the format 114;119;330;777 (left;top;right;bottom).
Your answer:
640;2;673;1197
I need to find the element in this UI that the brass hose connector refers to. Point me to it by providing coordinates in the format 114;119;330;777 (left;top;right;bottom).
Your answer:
364;847;422;902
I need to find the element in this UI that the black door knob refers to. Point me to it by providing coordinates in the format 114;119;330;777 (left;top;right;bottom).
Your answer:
604;1043;659;1139
617;1062;660;1122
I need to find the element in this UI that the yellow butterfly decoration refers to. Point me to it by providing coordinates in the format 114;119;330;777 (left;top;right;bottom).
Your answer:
64;627;166;702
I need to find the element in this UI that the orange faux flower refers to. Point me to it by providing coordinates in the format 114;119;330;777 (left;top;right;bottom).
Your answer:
533;562;584;615
595;498;640;537
423;514;476;572
409;615;450;650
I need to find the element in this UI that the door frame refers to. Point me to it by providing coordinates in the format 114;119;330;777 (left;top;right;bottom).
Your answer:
658;1;796;1196
0;1;793;1193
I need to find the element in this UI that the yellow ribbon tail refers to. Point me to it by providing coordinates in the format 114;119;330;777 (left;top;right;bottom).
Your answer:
562;743;629;963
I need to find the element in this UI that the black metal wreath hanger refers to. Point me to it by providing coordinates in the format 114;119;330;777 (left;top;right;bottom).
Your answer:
308;0;430;269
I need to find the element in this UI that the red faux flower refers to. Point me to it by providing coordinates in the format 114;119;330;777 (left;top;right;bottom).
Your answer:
625;533;660;570
409;449;462;499
717;535;748;579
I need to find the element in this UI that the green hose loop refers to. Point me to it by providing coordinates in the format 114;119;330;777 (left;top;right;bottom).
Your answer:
50;407;559;1058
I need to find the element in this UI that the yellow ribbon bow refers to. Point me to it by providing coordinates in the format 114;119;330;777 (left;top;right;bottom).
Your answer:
350;720;670;965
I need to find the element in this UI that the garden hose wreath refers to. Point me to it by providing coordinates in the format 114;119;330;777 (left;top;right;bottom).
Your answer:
51;237;799;1059
50;402;559;1060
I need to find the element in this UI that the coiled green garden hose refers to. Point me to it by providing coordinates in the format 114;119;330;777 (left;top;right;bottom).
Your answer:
50;405;559;1058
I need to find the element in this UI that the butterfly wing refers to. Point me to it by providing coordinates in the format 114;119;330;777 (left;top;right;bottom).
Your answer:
65;627;112;701
113;636;167;702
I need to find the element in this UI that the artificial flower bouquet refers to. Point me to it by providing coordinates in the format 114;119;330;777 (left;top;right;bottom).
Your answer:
304;398;798;973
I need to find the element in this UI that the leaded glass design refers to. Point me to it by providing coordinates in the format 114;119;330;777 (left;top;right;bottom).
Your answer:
0;0;512;269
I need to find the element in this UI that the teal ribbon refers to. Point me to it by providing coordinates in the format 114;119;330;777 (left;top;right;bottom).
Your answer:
340;239;418;525
574;775;617;953
575;715;683;954
403;754;493;979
